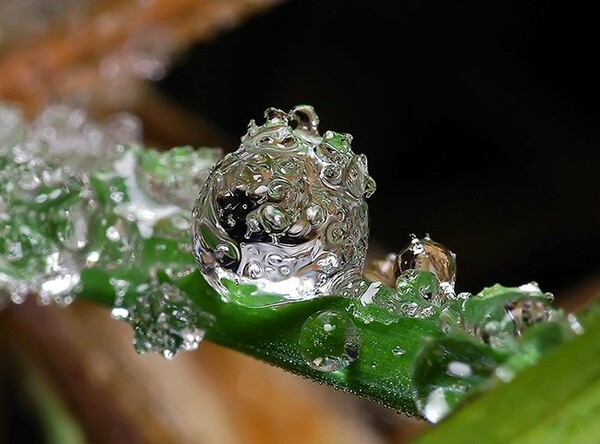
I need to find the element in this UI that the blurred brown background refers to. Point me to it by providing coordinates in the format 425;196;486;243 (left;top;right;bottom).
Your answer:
1;0;599;443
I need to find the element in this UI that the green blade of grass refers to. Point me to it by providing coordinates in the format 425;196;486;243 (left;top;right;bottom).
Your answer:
413;306;600;443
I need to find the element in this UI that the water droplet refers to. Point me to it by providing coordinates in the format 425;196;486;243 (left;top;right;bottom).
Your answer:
105;225;121;242
567;313;584;335
397;235;456;293
192;105;375;306
298;309;360;372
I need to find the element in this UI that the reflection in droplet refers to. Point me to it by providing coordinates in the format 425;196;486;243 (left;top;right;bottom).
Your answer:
392;346;406;356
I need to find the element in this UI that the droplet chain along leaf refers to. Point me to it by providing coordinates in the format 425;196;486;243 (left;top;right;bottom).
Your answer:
0;102;588;421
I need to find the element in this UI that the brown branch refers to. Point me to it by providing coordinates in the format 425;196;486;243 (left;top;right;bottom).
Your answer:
0;0;281;116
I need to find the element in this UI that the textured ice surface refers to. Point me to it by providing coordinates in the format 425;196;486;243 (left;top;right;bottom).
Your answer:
192;105;376;306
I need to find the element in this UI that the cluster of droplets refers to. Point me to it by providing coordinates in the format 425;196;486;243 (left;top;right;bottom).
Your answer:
2;101;587;418
192;105;375;307
322;232;584;423
351;235;462;324
295;234;459;375
410;279;584;423
0;101;221;359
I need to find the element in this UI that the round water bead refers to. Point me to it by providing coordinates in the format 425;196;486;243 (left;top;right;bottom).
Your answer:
299;309;360;372
397;235;456;289
192;105;376;306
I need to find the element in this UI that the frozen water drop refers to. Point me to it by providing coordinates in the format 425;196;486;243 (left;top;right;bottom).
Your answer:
118;282;215;359
35;251;81;306
298;309;360;372
193;105;375;306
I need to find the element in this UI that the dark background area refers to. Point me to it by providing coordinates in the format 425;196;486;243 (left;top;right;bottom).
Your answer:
158;0;600;299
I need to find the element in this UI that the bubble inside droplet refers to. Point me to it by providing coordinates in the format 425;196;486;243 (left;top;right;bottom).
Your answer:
298;309;360;372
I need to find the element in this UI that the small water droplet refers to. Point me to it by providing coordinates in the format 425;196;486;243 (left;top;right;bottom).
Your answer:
567;313;584;335
298;309;360;372
397;235;456;292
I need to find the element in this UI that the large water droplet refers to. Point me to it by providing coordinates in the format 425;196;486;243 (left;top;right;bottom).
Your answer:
298;309;360;372
192;105;375;306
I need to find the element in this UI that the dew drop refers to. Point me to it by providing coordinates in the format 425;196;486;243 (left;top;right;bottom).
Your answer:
298;309;360;372
397;235;456;293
